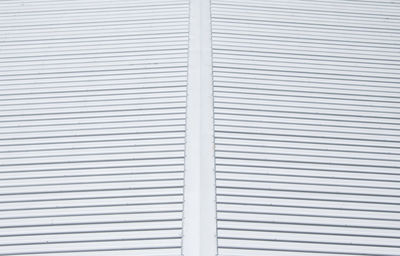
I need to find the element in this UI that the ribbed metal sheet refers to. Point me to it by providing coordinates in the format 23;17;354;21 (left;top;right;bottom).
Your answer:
212;0;400;255
0;0;188;255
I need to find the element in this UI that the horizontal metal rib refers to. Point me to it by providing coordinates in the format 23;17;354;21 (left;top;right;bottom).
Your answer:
213;0;400;254
0;0;188;255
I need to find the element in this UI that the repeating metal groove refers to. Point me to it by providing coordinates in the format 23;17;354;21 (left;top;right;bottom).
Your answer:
212;0;400;255
0;0;188;255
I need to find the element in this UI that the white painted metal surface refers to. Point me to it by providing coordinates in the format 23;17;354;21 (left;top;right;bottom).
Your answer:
2;0;400;255
212;0;400;255
183;0;217;255
0;0;188;255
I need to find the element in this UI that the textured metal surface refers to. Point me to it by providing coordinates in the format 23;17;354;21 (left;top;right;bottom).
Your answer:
0;0;188;255
212;0;400;255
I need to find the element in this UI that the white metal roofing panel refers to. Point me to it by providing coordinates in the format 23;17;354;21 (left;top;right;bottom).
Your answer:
212;0;400;255
0;0;188;255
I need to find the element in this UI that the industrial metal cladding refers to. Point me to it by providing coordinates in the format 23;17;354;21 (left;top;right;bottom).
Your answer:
1;0;400;255
0;0;189;255
212;0;400;255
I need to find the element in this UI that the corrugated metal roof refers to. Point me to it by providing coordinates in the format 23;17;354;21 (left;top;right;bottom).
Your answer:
0;0;188;255
212;0;400;255
1;0;400;255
